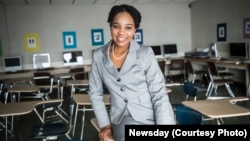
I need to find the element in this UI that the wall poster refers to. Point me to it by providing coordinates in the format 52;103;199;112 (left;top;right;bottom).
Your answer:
217;23;226;42
91;29;104;46
63;31;77;49
24;33;40;52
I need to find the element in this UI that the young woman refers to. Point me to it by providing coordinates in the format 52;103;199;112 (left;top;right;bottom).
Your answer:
88;4;176;141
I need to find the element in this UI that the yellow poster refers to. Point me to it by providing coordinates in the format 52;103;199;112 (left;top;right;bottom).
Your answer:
24;33;40;52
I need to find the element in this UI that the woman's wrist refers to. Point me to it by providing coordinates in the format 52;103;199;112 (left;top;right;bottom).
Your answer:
100;124;112;131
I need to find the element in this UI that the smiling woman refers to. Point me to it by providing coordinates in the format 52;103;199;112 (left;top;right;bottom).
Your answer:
88;4;175;141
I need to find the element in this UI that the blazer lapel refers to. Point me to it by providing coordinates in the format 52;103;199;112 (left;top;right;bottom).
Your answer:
120;40;140;75
103;41;120;76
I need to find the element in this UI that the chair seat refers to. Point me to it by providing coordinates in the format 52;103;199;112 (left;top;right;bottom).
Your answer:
194;70;207;74
172;104;204;125
30;122;69;138
219;72;234;78
213;79;234;84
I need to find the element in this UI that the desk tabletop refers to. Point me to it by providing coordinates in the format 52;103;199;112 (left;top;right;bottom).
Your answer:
72;94;110;106
0;99;63;117
67;79;89;86
8;85;44;93
182;97;250;118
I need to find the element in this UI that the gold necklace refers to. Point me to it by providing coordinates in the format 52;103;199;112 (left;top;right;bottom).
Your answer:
112;44;129;60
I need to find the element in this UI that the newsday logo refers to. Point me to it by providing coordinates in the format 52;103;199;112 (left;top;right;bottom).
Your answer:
125;125;249;140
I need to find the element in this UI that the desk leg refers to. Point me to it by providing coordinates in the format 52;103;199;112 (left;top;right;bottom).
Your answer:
5;116;7;141
216;118;224;125
71;85;75;97
80;107;86;140
72;104;79;136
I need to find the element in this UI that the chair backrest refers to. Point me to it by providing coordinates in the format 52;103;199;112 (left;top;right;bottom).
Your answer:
70;67;86;80
158;60;166;75
168;59;185;71
173;104;204;125
207;61;220;76
0;81;7;103
183;81;199;98
186;60;194;73
33;72;53;86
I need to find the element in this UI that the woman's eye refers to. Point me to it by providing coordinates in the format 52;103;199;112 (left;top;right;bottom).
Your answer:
126;27;132;30
112;25;119;29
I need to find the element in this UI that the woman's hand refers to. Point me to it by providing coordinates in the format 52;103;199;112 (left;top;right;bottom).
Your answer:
99;124;114;141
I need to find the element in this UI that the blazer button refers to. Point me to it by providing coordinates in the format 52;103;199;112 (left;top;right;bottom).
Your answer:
120;87;125;91
117;78;121;82
124;98;128;102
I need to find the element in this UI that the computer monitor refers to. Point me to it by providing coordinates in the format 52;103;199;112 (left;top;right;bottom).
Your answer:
63;51;83;66
163;44;178;58
3;56;23;72
210;43;220;59
33;53;51;69
229;43;247;59
150;45;163;58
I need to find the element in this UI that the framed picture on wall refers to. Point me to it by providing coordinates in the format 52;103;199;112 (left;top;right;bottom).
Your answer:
243;17;250;39
133;28;143;44
24;33;40;52
217;23;226;41
63;31;77;49
91;29;104;46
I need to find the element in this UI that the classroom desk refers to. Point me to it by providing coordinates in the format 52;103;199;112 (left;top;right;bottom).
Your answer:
182;96;250;125
7;85;47;102
0;65;88;81
0;99;63;141
66;79;89;96
72;94;110;140
185;57;250;96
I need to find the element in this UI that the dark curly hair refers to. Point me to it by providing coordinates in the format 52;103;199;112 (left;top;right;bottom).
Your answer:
107;4;141;29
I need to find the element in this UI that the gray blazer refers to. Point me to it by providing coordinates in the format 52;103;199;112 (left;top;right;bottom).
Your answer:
88;40;176;128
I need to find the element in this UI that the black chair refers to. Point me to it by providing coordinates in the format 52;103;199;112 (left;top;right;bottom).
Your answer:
158;60;166;79
183;81;200;101
34;77;68;124
67;67;89;93
167;59;186;83
30;80;71;141
206;61;235;99
186;60;207;84
173;104;204;125
30;100;72;141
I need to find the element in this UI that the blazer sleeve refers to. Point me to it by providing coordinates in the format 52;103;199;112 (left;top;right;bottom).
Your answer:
88;50;111;128
145;47;176;125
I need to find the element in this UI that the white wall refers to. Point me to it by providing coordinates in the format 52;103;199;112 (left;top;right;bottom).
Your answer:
191;0;250;57
0;3;192;70
191;0;250;83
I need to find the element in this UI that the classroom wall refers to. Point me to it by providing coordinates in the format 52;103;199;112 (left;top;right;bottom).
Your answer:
0;3;192;70
191;0;250;83
191;0;250;57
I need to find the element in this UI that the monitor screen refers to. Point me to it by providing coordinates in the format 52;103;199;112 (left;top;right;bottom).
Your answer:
150;45;162;58
3;56;23;72
33;53;51;69
163;44;178;57
229;43;246;59
63;51;83;66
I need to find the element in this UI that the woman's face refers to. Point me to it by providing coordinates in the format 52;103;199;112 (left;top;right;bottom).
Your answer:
110;12;136;48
